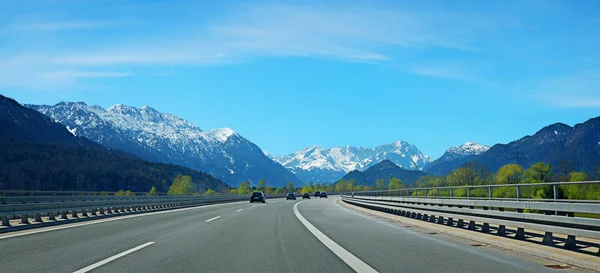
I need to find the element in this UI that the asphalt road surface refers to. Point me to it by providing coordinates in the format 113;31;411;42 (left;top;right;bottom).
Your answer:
0;196;578;273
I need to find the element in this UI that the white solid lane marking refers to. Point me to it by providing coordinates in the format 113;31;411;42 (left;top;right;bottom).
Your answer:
73;242;154;273
0;202;246;240
293;202;378;273
205;216;221;222
236;209;243;212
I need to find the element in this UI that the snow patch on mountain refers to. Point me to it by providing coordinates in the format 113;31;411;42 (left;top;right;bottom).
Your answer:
27;102;301;187
444;142;490;159
272;141;432;183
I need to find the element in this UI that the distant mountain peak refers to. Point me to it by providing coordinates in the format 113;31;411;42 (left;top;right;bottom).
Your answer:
27;101;301;187
207;128;237;142
272;141;432;183
445;142;490;156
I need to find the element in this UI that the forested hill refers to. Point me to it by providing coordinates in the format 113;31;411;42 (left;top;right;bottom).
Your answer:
0;94;229;192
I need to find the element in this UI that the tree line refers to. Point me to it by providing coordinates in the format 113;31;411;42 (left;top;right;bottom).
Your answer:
409;160;599;200
0;138;229;193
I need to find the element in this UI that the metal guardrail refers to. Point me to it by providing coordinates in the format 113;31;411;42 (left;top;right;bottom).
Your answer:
351;180;600;202
0;193;287;232
341;181;600;252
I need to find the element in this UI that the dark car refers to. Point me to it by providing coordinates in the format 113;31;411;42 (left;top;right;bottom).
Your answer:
314;191;321;198
250;191;265;203
286;192;296;200
320;192;328;198
302;193;310;199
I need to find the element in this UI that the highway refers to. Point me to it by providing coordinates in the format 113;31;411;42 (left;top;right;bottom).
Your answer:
0;196;578;273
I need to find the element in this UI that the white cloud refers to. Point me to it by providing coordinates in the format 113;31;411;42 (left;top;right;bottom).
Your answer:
0;2;523;89
37;70;131;86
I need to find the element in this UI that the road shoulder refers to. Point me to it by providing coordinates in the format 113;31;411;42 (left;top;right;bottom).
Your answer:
338;199;600;272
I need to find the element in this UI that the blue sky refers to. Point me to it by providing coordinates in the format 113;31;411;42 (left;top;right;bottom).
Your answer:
1;0;599;158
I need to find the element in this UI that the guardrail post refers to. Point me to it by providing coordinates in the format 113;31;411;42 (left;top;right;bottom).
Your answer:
564;235;576;249
1;216;10;227
90;209;97;216
48;212;56;221
468;221;476;230
516;186;520;200
34;213;42;222
553;185;558;201
81;209;89;217
21;214;29;224
437;216;444;225
488;187;492;199
99;208;105;215
71;209;79;218
515;228;525;240
497;225;506;236
450;189;453;197
446;217;453;226
60;211;68;219
457;219;464;228
542;232;554;245
467;188;471;199
422;214;429;221
481;223;490;233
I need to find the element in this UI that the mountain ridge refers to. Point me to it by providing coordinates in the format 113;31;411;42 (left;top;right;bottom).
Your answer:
425;118;600;175
27;101;302;187
0;94;229;192
338;160;429;186
272;141;432;183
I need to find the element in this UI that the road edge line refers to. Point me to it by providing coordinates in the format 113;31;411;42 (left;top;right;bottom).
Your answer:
73;241;155;273
293;201;378;273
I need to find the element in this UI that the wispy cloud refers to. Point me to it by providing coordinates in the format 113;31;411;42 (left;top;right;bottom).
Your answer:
0;2;527;89
54;52;225;66
36;70;132;86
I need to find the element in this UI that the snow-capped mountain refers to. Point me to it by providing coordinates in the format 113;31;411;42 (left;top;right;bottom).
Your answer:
423;142;489;174
27;102;301;187
425;118;600;176
272;141;432;183
441;142;490;161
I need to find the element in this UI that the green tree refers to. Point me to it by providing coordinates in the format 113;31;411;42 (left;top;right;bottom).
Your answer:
99;191;109;196
522;162;553;199
148;186;157;196
376;179;387;190
125;190;134;196
286;182;295;192
275;187;286;194
237;181;251;195
115;189;126;196
168;175;194;195
301;185;314;194
389;176;403;190
203;189;216;196
265;186;275;194
495;164;524;184
523;162;553;183
257;178;266;192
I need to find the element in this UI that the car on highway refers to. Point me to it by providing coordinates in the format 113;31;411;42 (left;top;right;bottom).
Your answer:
320;192;328;198
286;192;296;200
302;193;310;199
314;191;321;198
249;191;265;203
